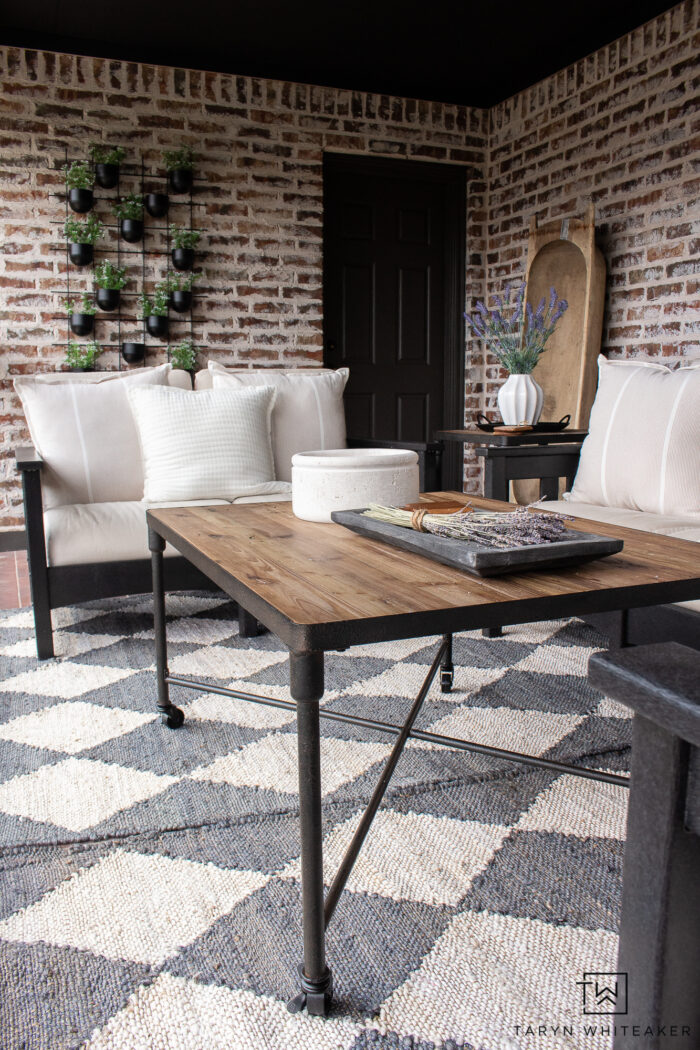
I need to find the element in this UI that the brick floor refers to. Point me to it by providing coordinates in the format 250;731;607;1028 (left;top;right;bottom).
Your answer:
0;550;30;610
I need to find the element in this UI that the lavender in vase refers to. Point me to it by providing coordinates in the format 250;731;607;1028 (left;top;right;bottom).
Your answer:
465;282;568;425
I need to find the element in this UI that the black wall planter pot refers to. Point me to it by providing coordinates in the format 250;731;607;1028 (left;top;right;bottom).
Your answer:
172;247;194;271
146;315;169;338
68;188;93;213
170;290;192;313
145;193;169;218
69;313;94;336
96;288;120;311
95;164;119;189
68;366;94;373
122;342;145;364
68;242;93;266
168;168;193;194
121;219;143;243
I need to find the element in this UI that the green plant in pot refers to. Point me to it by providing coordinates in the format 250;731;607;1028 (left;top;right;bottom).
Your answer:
94;261;127;311
64;339;101;371
89;143;126;189
167;270;200;312
170;337;196;372
163;145;195;194
113;193;144;243
63;160;95;213
64;292;97;336
170;224;201;270
63;213;103;265
140;280;170;339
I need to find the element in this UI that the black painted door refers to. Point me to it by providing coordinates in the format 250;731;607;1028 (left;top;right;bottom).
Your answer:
323;154;465;457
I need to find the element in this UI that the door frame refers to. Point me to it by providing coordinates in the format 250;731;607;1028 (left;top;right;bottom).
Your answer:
322;152;467;489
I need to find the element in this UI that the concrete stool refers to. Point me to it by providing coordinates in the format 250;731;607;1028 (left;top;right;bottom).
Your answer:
589;642;700;1050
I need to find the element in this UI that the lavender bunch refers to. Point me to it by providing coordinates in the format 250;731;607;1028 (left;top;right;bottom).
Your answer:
465;282;568;374
362;504;573;549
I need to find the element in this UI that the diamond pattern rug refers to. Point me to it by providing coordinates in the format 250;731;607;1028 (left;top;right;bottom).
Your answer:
0;594;631;1050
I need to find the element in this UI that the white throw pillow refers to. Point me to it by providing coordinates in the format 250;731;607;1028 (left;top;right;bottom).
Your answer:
14;364;174;509
209;364;349;481
570;355;700;515
127;385;290;502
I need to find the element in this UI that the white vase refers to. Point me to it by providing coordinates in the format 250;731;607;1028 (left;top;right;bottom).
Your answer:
497;373;544;425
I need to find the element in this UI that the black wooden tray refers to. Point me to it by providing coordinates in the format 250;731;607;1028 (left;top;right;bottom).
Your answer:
331;510;623;577
475;413;571;433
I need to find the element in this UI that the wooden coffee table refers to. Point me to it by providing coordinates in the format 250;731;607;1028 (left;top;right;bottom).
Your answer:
147;493;700;1016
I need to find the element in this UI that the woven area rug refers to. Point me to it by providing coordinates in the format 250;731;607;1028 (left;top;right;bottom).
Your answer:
0;594;631;1050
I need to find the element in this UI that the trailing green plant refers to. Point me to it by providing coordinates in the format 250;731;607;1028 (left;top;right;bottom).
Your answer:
163;146;196;171
64;293;96;316
166;270;201;293
63;214;103;245
169;225;201;250
94;261;128;290
139;281;170;318
170;337;196;371
64;340;101;369
62;161;94;190
113;193;144;221
89;143;126;165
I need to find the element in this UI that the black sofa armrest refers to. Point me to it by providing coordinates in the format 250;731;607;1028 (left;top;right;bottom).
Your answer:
589;642;700;747
15;444;53;658
16;445;44;471
346;437;444;491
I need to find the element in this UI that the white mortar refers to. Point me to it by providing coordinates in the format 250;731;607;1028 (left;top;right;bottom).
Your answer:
291;448;420;522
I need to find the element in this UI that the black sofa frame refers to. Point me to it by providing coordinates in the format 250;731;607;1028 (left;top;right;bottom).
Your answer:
16;439;444;660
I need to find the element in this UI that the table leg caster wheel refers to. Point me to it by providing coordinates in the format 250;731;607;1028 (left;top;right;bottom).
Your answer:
160;705;184;729
440;668;454;693
287;964;333;1016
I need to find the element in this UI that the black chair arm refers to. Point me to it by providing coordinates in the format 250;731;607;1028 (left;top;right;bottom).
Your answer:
589;642;700;748
16;445;44;471
346;437;444;491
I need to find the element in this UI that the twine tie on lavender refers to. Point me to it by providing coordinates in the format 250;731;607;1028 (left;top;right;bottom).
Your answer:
410;509;429;532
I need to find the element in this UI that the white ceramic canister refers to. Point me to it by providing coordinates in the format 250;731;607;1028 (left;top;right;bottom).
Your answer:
291;448;420;522
497;373;544;425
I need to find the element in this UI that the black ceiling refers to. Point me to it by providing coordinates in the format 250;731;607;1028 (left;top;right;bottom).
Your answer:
1;0;678;107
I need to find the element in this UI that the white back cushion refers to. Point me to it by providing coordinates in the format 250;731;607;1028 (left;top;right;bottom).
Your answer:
209;364;349;481
571;356;700;515
14;364;175;509
127;385;290;502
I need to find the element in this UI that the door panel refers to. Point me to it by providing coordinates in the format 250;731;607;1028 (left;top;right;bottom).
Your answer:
324;154;465;482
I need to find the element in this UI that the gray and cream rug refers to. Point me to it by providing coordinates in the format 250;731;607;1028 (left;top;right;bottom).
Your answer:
0;595;631;1050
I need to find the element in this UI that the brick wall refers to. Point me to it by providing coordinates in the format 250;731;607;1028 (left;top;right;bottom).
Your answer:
1;0;698;525
482;0;700;414
0;49;487;525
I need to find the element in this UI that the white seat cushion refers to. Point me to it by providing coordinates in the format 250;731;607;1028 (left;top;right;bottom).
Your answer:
44;499;230;566
208;364;348;481
14;364;177;510
545;498;700;613
571;355;700;516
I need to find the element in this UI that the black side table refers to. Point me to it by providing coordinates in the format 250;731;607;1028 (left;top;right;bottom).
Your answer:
435;428;588;501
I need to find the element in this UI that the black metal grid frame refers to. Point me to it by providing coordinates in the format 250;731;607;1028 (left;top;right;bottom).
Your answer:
52;150;207;365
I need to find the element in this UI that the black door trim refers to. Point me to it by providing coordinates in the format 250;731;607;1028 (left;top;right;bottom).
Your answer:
322;152;466;489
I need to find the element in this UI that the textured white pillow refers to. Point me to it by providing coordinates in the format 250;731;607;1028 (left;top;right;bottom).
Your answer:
14;364;174;509
209;364;349;481
127;385;290;502
571;355;700;515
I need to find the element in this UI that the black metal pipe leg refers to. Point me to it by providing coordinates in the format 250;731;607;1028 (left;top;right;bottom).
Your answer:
149;529;183;729
483;626;503;638
238;605;260;638
287;650;333;1017
440;633;454;692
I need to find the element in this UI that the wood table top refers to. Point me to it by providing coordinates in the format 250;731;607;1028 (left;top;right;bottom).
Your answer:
148;493;700;651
